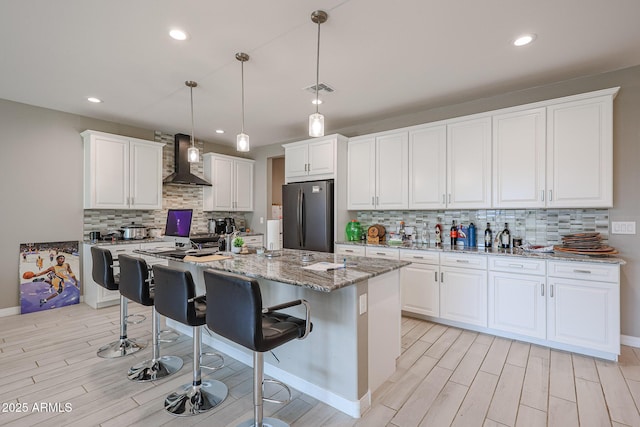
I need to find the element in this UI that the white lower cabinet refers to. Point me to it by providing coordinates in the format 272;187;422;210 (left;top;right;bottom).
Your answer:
400;251;439;317
83;241;174;309
439;253;488;327
488;257;546;340
335;244;366;257
547;261;620;354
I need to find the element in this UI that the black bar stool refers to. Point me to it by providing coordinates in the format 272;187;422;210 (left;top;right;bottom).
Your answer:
118;255;183;381
91;246;146;358
203;269;311;427
152;264;228;416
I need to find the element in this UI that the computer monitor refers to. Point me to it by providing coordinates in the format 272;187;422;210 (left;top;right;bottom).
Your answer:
163;209;193;247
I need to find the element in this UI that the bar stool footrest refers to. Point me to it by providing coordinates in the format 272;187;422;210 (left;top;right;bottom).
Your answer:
262;378;292;404
200;352;225;371
125;313;146;325
158;329;179;343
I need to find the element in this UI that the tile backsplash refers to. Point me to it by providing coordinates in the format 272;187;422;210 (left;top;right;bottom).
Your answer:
82;131;245;239
356;208;609;246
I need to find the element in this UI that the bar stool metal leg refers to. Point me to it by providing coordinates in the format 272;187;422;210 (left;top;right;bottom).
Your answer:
238;352;290;427
97;295;146;358
127;307;183;381
164;326;228;416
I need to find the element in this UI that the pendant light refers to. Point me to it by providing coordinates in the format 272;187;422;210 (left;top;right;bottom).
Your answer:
309;10;328;137
185;80;199;163
236;52;250;152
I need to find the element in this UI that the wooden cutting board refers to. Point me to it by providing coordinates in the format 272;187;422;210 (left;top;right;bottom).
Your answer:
184;254;233;262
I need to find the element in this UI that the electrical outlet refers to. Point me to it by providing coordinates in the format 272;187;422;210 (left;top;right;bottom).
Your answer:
611;221;636;234
260;217;264;224
359;293;367;315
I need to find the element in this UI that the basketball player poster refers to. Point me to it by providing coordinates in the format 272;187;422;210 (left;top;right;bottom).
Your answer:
19;241;80;314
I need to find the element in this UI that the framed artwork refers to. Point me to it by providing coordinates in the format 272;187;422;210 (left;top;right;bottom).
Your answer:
19;241;80;314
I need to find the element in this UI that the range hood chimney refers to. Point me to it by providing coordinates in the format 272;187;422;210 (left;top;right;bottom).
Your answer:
163;133;211;186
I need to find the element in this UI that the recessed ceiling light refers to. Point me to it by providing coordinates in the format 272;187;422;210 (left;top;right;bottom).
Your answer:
312;98;323;105
215;129;225;134
87;97;102;103
513;34;536;47
169;29;188;41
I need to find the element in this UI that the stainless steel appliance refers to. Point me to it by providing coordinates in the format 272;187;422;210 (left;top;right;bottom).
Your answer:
224;217;235;234
121;223;148;240
282;180;334;253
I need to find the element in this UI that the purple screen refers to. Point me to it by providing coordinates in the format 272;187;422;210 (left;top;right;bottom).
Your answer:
165;209;193;237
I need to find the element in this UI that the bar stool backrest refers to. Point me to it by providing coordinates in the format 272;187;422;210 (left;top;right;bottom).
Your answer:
90;246;118;291
118;254;153;306
203;269;264;352
152;264;204;327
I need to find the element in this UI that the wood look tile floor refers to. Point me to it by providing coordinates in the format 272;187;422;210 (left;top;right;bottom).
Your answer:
1;303;640;426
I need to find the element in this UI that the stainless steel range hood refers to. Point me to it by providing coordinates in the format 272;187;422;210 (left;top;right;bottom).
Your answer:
163;133;211;186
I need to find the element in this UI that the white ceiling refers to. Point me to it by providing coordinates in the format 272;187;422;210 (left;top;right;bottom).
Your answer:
2;0;640;149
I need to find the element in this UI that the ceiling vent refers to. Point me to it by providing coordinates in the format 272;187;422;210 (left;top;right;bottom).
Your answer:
303;82;335;94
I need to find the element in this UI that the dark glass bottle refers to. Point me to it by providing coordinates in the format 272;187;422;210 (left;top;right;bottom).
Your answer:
501;223;511;249
450;220;458;247
484;223;492;248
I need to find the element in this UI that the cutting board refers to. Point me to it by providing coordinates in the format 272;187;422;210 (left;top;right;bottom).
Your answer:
553;245;618;255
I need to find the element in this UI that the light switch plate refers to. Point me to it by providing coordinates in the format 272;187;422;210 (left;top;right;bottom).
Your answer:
611;221;636;234
359;293;367;315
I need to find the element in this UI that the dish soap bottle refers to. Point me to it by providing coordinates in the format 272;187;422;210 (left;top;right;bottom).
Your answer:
501;222;511;249
484;223;492;248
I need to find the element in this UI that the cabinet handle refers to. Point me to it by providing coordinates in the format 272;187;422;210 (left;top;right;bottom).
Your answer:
115;249;127;253
413;256;424;259
304;163;307;172
345;249;354;253
541;283;545;296
550;284;554;298
508;263;524;269
541;190;544;202
376;196;379;205
441;272;444;283
442;194;445;204
308;163;311;171
376;252;387;256
448;193;451;204
130;197;134;205
372;196;375;205
456;259;469;263
574;269;592;274
549;190;553;201
435;271;438;282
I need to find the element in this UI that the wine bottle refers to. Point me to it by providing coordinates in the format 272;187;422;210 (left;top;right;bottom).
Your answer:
501;222;511;249
450;220;458;247
484;223;492;248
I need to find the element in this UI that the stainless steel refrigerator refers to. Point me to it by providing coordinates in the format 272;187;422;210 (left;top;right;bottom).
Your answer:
282;180;334;253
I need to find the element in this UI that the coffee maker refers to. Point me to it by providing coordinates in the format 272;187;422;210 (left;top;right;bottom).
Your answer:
208;218;226;235
224;217;235;234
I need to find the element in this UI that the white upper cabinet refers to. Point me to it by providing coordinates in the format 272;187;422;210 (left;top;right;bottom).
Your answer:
82;130;164;210
446;116;492;209
408;124;447;209
547;93;614;208
203;153;254;212
492;108;546;208
283;135;336;182
347;131;408;210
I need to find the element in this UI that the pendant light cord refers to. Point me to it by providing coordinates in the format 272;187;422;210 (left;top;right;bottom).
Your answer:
315;18;321;115
241;60;245;133
189;85;195;147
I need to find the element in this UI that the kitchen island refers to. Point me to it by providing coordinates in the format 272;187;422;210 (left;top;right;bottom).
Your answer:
136;248;410;418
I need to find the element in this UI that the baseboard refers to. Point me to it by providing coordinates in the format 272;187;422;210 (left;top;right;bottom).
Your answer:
0;306;20;317
0;297;85;318
168;319;365;418
621;335;640;348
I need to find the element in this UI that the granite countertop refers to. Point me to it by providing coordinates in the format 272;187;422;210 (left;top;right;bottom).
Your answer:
136;248;410;292
84;232;264;246
337;241;626;265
